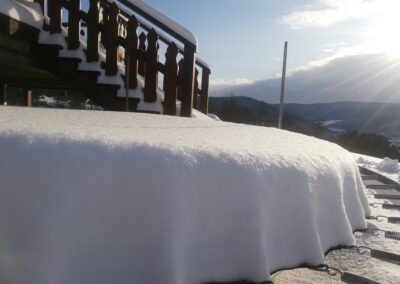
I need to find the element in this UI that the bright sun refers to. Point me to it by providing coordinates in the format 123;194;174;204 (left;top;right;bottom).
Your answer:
368;2;400;56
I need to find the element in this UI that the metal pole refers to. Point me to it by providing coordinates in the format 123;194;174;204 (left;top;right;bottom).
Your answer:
125;50;130;112
278;41;288;129
4;84;7;106
27;90;32;107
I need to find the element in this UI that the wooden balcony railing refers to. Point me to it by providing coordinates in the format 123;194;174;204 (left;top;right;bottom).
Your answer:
38;0;210;116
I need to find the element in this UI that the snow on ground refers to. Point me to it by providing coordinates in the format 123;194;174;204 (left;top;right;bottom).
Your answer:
0;0;43;29
0;107;370;284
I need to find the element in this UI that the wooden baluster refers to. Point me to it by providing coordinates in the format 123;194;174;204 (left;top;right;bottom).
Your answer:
138;32;146;77
105;2;119;76
87;0;99;62
181;44;196;117
177;58;183;101
200;67;210;114
48;0;62;34
163;42;178;115
68;0;80;50
125;15;138;89
192;68;199;109
144;29;158;102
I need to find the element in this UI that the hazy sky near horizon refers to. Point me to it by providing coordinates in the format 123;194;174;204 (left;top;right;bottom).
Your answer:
144;0;400;85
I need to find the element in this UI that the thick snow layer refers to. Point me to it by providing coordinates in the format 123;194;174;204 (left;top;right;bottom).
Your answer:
114;0;197;46
0;107;369;284
0;0;43;29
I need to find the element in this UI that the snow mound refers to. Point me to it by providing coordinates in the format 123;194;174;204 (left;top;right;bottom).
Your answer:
377;157;399;173
0;107;370;284
207;113;221;121
355;153;400;183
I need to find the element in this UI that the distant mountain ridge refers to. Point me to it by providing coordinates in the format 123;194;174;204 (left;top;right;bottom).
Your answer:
281;101;400;137
209;96;400;159
209;96;400;138
208;96;331;138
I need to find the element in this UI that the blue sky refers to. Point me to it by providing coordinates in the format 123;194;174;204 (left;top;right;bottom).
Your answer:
145;0;303;80
143;0;400;86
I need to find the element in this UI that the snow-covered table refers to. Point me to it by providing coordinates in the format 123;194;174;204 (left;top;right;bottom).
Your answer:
0;107;370;284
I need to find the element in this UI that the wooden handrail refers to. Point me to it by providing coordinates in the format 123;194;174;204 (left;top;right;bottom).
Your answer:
107;0;196;50
45;0;210;115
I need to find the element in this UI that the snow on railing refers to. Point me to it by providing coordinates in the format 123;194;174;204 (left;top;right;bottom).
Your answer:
41;0;210;116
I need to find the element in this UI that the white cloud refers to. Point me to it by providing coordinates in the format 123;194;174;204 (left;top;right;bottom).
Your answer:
280;0;384;29
210;52;400;104
287;45;371;74
210;46;366;96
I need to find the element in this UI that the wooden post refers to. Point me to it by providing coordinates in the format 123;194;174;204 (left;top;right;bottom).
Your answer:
48;0;62;34
138;32;146;77
177;59;183;101
180;44;196;117
200;67;210;114
126;15;138;89
87;0;99;62
144;29;158;102
105;3;119;76
68;0;80;50
278;41;288;129
163;42;178;115
192;68;199;109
